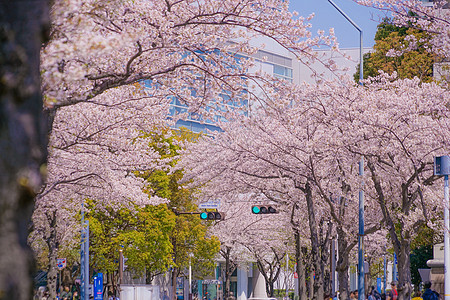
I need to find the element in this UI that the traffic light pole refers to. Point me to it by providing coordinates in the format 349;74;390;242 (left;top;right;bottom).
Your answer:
80;205;89;300
358;158;365;300
174;211;202;215
173;210;225;220
444;174;449;300
327;2;364;298
434;156;450;300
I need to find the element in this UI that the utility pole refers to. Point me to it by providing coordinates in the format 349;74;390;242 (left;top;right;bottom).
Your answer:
358;158;365;300
326;3;365;297
435;156;450;300
80;204;89;300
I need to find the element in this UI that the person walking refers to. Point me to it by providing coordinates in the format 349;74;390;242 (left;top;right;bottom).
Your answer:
368;286;381;300
411;290;422;300
60;285;72;300
226;292;236;300
422;281;439;300
387;282;398;300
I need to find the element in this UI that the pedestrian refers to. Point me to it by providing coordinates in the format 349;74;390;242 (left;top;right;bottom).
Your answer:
60;285;72;300
226;292;236;300
411;290;422;300
373;288;382;300
72;290;79;300
42;291;49;300
369;286;381;300
422;281;439;300
387;281;398;300
368;286;376;300
163;291;170;300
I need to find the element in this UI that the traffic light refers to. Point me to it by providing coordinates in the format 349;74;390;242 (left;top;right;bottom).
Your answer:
251;206;277;214
200;211;224;220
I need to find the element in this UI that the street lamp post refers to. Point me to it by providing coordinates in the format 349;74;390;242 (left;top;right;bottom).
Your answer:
327;0;363;86
80;204;90;300
434;156;450;300
326;2;364;299
358;158;365;300
189;253;193;300
383;255;387;294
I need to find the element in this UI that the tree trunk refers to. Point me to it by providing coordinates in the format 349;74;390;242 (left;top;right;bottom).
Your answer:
336;226;356;300
0;1;50;300
224;247;231;298
221;246;236;299
305;249;314;299
254;252;282;298
172;267;178;300
107;271;120;298
320;221;332;298
396;240;412;300
47;247;58;299
292;219;307;300
308;266;314;299
304;181;324;300
146;268;155;284
367;160;413;300
336;263;349;300
107;272;114;297
268;281;274;297
45;210;59;299
225;270;231;299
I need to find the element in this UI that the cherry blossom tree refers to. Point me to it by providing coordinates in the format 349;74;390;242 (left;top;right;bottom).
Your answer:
42;0;337;110
180;100;345;300
252;247;285;297
29;197;79;299
213;202;254;299
275;75;449;299
205;197;293;298
332;74;450;299
40;85;170;209
31;85;173;297
39;0;340;207
181;72;450;300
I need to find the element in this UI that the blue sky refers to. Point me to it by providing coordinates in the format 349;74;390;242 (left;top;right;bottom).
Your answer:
289;0;388;48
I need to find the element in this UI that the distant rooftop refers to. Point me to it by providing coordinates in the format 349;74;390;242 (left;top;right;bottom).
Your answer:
421;0;450;8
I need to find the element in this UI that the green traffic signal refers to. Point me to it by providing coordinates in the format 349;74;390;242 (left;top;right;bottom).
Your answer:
200;211;224;220
252;206;260;214
251;205;277;214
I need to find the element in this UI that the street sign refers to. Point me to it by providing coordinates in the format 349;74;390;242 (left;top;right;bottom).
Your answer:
199;201;220;209
435;156;450;175
202;279;221;285
93;273;103;300
57;258;66;270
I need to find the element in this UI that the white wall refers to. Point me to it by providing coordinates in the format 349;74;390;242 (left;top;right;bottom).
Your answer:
293;47;372;85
